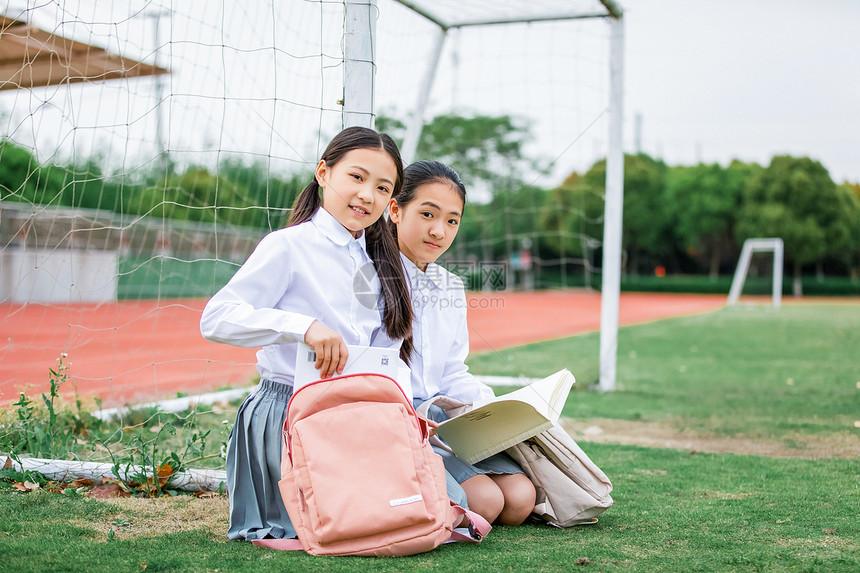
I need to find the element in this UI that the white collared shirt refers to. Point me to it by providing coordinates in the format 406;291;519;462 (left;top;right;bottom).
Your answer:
200;207;400;383
402;253;495;404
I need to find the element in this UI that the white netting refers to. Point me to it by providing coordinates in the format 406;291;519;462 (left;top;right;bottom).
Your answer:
0;0;615;413
0;0;356;411
375;1;613;290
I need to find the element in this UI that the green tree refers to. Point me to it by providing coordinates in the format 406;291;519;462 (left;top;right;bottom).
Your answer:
538;171;603;279
377;112;544;190
377;112;549;274
665;161;756;278
0;138;305;232
0;140;65;206
217;158;305;230
59;159;126;213
126;166;258;227
481;181;549;258
562;153;670;275
833;183;860;279
736;155;839;294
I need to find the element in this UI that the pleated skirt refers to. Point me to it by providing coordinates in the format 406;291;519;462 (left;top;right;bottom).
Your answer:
225;378;295;541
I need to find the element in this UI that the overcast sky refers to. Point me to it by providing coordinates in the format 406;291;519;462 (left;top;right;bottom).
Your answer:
1;0;857;188
374;0;860;187
622;0;860;184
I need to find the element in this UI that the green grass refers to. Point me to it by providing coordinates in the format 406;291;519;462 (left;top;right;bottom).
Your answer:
1;398;236;477
468;304;860;441
2;302;859;571
1;444;857;572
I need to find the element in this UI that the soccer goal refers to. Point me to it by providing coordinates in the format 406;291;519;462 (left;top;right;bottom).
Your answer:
377;0;626;391
0;0;626;422
727;238;785;309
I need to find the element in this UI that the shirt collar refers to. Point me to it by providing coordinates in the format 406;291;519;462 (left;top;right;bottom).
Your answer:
311;206;367;250
400;252;445;290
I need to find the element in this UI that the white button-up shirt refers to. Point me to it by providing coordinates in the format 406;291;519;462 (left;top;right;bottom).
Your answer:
402;254;495;404
201;207;399;384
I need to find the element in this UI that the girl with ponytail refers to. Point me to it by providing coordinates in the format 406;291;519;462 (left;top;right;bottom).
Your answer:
201;126;412;541
389;160;536;527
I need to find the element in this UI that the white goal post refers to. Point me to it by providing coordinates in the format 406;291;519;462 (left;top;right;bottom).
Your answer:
727;238;784;309
387;0;626;392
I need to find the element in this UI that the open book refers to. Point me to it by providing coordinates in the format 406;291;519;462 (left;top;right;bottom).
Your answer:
434;369;575;464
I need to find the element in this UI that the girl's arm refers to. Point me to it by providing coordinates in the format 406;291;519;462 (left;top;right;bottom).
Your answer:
436;287;495;405
200;231;316;347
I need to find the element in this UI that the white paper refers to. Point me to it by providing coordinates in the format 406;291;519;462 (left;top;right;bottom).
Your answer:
396;361;414;403
294;343;405;397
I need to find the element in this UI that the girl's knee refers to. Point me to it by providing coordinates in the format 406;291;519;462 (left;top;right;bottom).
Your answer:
493;473;536;526
460;475;504;524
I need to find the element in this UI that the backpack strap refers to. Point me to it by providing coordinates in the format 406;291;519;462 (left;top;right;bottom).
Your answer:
446;503;492;543
251;537;305;550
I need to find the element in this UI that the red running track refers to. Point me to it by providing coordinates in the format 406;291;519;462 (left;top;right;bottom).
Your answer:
1;292;727;408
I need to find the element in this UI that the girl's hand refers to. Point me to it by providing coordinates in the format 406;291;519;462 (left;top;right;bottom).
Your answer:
417;413;439;436
304;321;348;379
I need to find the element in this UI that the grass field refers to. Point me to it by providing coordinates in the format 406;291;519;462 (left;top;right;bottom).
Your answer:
1;303;858;572
469;304;859;450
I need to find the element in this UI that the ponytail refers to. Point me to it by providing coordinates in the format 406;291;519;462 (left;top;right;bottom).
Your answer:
286;179;322;227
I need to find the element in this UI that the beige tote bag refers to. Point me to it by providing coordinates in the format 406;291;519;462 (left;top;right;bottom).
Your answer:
506;424;614;527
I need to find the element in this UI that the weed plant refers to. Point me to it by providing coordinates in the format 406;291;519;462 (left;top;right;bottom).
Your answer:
0;355;235;495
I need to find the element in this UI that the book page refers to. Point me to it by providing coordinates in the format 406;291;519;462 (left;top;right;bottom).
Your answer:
436;400;554;464
436;369;575;464
523;369;575;421
469;369;574;422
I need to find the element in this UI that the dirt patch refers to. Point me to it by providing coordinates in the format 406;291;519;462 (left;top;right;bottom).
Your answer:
560;418;860;458
73;494;230;541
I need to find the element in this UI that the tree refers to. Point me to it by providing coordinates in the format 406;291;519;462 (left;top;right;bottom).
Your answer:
377;112;549;278
0;140;65;206
833;183;860;279
735;155;839;295
60;159;127;214
665;160;757;278
126;166;259;227
377;112;543;193
560;153;670;275
217;158;305;230
538;170;604;284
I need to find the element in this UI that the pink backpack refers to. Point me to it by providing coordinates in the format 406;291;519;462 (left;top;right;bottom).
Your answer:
252;373;490;556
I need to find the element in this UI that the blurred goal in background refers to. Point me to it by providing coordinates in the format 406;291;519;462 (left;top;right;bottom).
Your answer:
0;0;625;408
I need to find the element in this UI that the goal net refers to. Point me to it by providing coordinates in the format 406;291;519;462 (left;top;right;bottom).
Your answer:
0;0;356;411
0;1;619;416
376;1;615;292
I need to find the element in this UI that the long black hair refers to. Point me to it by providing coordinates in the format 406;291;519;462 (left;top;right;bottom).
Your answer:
287;126;412;362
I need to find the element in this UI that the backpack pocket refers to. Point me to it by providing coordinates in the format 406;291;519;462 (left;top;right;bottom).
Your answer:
290;401;435;546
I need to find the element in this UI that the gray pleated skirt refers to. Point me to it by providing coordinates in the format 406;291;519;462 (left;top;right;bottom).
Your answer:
226;378;295;541
415;399;526;484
